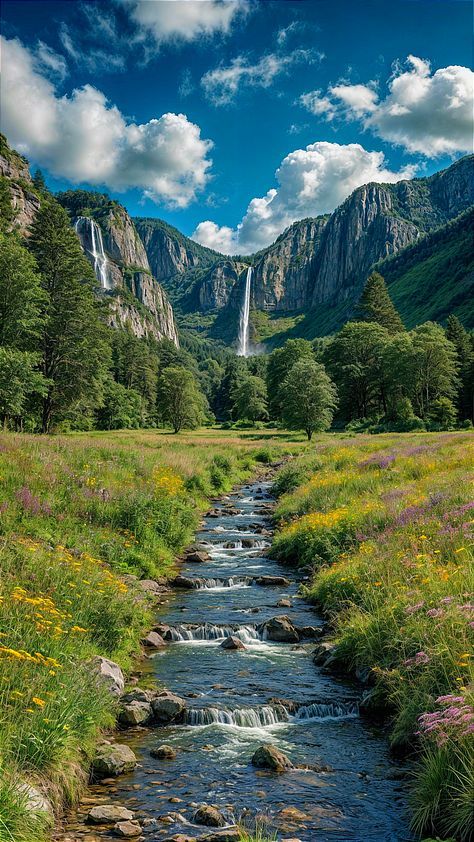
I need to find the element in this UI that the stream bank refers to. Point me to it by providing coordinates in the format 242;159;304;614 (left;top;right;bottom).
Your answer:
55;474;413;842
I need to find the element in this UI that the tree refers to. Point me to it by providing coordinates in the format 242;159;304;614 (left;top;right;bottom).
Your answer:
381;332;417;421
324;322;390;421
280;359;337;440
28;199;110;432
111;330;158;419
355;272;404;334
267;339;314;420
410;322;459;420
0;348;47;428
32;169;46;192
232;375;268;422
157;366;206;433
427;397;457;430
0;233;45;349
446;315;473;422
0;177;14;234
96;377;143;430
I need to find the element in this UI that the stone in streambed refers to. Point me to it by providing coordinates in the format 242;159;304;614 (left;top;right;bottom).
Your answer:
260;616;299;643
255;575;290;587
220;636;245;651
92;744;137;777
186;550;209;563
193;805;227;827
150;744;177;760
113;819;142;837
118;700;152;726
251;744;293;771
199;830;240;841
141;630;166;648
172;575;200;589
120;687;152;704
277;598;292;608
151;691;186;723
86;805;134;824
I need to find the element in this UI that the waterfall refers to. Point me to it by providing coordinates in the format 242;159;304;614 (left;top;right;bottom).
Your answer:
237;266;252;357
185;704;289;728
294;701;359;720
195;577;251;590
165;623;261;643
74;216;111;290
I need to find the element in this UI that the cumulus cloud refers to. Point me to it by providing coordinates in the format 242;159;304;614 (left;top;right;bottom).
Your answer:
0;36;213;208
120;0;249;46
300;56;474;156
193;141;416;254
202;49;320;105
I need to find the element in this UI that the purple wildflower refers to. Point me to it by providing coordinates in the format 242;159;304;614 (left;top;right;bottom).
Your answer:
426;607;444;618
405;601;425;615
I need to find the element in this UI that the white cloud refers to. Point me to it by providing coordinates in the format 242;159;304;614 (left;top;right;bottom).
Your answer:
193;141;416;254
35;41;68;82
0;36;213;209
300;56;474;156
59;22;126;73
121;0;249;46
202;49;319;105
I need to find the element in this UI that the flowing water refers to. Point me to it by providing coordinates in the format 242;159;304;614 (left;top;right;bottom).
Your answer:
237;266;252;357
74;216;111;290
58;478;413;841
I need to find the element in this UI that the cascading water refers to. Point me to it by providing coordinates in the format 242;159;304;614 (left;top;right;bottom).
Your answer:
237;266;252;357
74;216;111;290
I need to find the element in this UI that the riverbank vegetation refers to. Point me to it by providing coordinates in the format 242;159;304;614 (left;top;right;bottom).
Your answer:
271;432;473;841
0;428;297;841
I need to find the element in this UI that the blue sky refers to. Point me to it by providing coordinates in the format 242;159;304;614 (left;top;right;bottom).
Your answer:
1;0;472;253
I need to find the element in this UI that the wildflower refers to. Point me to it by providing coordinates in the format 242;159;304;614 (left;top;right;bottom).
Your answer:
32;697;46;707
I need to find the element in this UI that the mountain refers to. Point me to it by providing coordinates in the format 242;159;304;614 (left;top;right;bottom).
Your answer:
133;155;473;344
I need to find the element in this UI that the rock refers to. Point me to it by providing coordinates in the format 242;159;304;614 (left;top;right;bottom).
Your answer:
137;579;166;594
200;830;240;842
120;688;152;704
255;576;290;587
113;820;142;837
91;656;125;696
16;782;53;823
277;598;292;608
92;744;137;778
279;807;311;822
173;575;198;589
150;744;177;760
260;616;299;643
142;631;166;648
313;641;337;665
186;551;209;563
151;691;186;723
297;626;322;639
86;805;134;824
118;700;152;726
251;744;293;771
193;805;227;827
220;636;245;651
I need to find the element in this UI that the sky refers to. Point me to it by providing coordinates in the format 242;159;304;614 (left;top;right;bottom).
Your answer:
1;0;472;254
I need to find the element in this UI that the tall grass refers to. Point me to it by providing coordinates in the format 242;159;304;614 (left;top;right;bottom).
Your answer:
271;432;473;841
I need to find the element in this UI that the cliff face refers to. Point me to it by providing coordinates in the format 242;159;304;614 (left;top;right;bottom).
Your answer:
134;217;219;283
0;136;40;233
198;260;248;311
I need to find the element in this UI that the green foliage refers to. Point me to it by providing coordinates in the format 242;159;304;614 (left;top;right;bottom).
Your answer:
280;358;338;440
157;366;207;433
96;377;143;430
267;339;314;419
0;232;46;349
232;374;268;422
0;177;15;234
0;348;48;425
324;321;389;421
356;271;405;334
411;322;458;419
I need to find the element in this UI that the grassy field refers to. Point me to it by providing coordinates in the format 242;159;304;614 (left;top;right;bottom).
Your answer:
271;432;473;841
0;427;302;841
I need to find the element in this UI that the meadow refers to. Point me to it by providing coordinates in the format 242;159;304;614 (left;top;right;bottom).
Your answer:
271;432;473;841
0;428;300;841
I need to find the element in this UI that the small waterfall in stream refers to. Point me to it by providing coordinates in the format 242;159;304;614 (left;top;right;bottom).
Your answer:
166;623;261;643
74;216;111;290
237;266;252;357
184;700;359;728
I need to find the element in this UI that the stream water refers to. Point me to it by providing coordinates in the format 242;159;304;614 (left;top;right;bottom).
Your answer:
58;477;413;841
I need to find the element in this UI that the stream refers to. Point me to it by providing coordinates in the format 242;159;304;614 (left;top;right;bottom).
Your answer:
59;476;413;841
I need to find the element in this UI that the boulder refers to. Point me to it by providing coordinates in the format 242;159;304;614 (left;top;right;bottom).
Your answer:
313;641;337;666
260;616;299;643
251;744;293;771
142;631;166;648
150;744;177;760
277;598;292;608
92;744;137;777
151;691;186;723
255;576;290;587
296;626;322;639
113;820;142;837
91;656;125;696
137;579;166;594
186;551;209;563
194;805;226;827
220;636;245;651
16;782;53;824
86;805;134;824
120;688;152;704
173;575;199;589
200;830;240;841
118;700;152;726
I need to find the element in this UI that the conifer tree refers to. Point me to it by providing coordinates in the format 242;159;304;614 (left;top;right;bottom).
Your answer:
446;314;474;422
28;199;109;432
356;272;404;334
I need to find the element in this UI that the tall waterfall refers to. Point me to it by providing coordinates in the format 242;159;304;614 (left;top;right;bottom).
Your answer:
74;216;111;290
237;266;252;357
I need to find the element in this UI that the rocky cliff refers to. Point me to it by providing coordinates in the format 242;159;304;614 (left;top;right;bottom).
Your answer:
134;217;219;284
0;133;40;233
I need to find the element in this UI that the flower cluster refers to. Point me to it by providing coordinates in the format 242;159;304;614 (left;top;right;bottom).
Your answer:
418;695;474;746
152;466;184;497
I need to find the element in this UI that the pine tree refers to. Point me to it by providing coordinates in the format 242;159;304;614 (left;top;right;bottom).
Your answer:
0;233;45;349
32;169;47;193
0;177;14;234
446;314;474;422
356;272;405;334
28;199;110;432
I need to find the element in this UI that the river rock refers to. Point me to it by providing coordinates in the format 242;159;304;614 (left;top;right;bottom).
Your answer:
91;656;125;696
113;820;142;837
260;616;299;643
193;805;227;827
220;636;245;651
118;700;152;726
200;830;240;841
120;688;152;704
151;691;186;723
279;807;311;822
142;630;166;648
313;641;338;665
251;744;293;771
150;744;177;760
277;598;292;608
16;782;53;823
297;626;322;639
173;575;199;589
137;579;166;595
255;576;290;587
86;805;134;824
92;744;137;777
186;551;209;563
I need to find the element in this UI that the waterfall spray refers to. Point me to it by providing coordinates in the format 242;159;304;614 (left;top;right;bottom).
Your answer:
74;216;111;290
237;266;252;356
